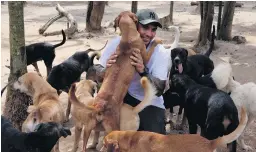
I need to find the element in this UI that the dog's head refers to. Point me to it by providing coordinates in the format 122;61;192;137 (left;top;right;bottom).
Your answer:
26;122;71;152
114;11;138;32
170;74;195;93
22;104;57;133
171;48;188;74
102;132;120;152
13;72;43;96
76;80;98;96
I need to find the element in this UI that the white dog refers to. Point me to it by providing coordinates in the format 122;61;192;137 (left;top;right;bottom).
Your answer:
220;58;256;151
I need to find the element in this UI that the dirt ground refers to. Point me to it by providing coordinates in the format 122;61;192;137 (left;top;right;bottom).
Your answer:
1;1;256;152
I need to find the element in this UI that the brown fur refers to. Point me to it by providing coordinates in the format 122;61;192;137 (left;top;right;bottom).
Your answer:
68;77;156;151
102;107;248;152
13;72;64;152
67;11;155;152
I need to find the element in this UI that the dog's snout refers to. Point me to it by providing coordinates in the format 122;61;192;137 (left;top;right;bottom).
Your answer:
174;58;180;64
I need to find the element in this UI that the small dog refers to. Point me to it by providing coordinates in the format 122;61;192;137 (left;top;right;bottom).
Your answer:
1;116;71;152
67;77;156;151
21;30;66;76
47;42;106;95
171;74;240;151
102;106;247;152
13;72;65;152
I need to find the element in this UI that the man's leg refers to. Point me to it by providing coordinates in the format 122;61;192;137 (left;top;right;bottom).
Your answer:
124;93;166;135
138;106;166;135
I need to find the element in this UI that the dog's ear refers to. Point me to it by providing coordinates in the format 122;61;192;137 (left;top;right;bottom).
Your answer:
183;48;188;57
113;15;121;32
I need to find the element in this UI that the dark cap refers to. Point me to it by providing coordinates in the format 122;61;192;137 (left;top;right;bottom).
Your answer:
136;9;162;28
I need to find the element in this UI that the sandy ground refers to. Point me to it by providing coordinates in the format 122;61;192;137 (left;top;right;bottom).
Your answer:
1;1;256;152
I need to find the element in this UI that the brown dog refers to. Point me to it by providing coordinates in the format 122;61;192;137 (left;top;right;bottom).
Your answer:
68;11;155;152
102;107;248;152
13;72;65;152
68;77;156;151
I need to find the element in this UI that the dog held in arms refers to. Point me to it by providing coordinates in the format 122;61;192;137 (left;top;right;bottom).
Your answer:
13;72;65;152
67;77;156;151
46;41;107;95
65;11;156;152
20;30;66;76
101;106;247;152
1;116;71;152
170;74;240;152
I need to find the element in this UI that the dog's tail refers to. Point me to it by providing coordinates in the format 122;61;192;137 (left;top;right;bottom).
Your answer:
204;25;215;57
168;26;180;49
210;107;248;150
52;30;66;49
85;40;108;54
132;77;157;114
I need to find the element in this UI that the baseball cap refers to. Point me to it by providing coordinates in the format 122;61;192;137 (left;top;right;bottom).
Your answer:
136;9;162;28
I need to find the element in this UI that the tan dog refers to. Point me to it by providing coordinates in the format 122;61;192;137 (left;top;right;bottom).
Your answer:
102;107;248;152
68;77;156;151
13;72;65;152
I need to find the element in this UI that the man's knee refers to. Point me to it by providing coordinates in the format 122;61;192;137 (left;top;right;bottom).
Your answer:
138;106;166;135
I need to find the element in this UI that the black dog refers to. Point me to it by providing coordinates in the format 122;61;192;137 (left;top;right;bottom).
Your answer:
170;74;239;151
46;42;107;94
170;26;215;81
1;116;71;152
21;30;66;76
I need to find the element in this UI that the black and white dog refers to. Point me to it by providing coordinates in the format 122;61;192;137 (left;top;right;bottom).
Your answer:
1;116;71;152
163;26;216;127
21;30;66;76
170;26;216;81
170;74;239;152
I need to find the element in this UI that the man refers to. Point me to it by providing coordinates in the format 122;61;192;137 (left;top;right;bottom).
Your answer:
89;9;169;134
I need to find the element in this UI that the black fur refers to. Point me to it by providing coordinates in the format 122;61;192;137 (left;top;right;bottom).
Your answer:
20;30;66;75
170;74;239;152
47;50;99;94
1;116;71;152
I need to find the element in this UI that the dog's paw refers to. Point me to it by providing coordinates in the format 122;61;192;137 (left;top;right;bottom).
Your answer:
87;143;97;149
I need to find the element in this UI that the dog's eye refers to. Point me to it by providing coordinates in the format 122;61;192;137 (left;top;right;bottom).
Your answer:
33;118;37;123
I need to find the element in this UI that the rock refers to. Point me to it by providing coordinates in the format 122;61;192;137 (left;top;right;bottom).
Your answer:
232;36;246;44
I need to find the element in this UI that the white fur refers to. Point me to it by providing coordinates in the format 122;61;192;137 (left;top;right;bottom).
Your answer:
219;59;256;150
211;61;232;90
13;81;30;95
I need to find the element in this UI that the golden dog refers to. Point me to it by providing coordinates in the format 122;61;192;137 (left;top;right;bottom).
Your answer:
102;107;248;152
68;77;156;151
13;72;65;152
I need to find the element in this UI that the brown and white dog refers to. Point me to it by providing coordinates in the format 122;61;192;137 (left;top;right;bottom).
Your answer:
101;107;248;152
67;77;156;152
13;72;65;152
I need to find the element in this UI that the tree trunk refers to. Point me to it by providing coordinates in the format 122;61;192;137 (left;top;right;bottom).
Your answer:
195;1;214;47
217;1;222;40
86;1;105;32
218;1;236;41
4;1;32;130
131;1;138;14
169;1;174;24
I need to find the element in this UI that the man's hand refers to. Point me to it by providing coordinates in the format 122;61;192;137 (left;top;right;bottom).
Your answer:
106;52;118;68
130;49;145;73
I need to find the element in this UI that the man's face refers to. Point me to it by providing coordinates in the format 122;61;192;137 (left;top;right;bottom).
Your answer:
137;23;157;45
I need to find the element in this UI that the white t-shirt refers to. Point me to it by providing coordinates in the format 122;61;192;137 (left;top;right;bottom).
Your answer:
99;36;170;109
